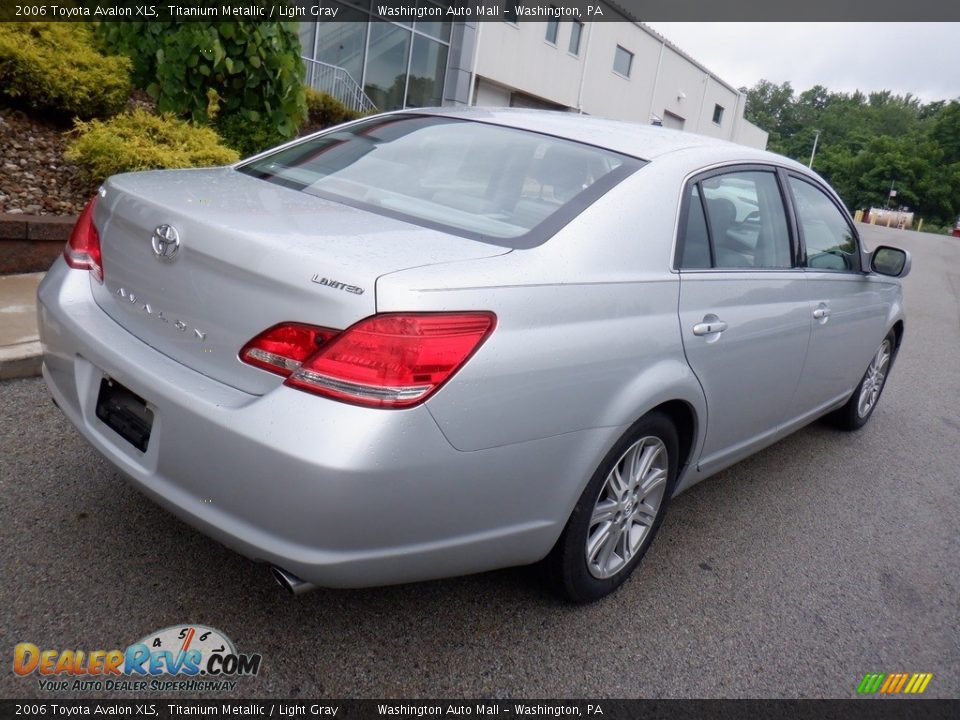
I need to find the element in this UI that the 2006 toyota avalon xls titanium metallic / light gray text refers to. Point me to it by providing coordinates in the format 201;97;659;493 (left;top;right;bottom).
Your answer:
37;109;910;602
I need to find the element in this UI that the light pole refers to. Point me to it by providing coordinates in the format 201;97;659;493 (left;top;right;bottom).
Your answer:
808;130;821;169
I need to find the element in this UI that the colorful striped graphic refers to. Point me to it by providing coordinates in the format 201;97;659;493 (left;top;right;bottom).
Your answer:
857;672;933;695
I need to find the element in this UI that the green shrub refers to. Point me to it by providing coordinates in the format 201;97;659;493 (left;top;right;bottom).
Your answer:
96;22;166;89
215;111;288;157
305;87;363;128
65;109;239;182
0;23;131;119
97;22;307;148
926;224;954;235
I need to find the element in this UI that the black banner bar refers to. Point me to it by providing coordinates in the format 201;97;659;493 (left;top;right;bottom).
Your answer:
1;0;960;22
2;699;959;719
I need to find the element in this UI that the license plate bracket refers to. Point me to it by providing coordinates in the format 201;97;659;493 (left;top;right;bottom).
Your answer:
95;378;153;452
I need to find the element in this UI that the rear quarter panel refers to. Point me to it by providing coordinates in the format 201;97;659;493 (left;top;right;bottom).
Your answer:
376;165;706;458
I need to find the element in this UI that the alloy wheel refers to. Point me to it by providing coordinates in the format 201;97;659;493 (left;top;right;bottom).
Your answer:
857;339;891;418
585;436;668;579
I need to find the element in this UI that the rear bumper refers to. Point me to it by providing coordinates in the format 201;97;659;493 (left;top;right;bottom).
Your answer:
37;260;611;588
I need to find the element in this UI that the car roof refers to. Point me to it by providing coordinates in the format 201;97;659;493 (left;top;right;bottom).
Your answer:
401;107;804;170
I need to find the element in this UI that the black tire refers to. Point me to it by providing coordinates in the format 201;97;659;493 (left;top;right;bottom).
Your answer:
830;330;897;431
546;411;679;603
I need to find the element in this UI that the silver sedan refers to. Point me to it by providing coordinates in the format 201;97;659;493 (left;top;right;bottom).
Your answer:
37;109;910;602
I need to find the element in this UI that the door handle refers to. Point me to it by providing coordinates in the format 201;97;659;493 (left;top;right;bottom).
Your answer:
692;320;728;336
813;307;831;320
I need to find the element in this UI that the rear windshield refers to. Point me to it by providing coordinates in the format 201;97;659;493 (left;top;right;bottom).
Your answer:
237;115;642;246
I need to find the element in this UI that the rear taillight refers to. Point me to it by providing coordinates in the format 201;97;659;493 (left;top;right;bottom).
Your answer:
239;323;338;377
240;313;496;408
63;196;103;283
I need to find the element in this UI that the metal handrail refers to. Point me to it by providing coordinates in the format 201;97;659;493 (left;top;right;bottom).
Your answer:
302;57;377;114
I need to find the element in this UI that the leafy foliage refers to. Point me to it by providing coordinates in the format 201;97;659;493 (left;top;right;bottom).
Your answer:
95;21;166;89
65;109;239;183
97;21;307;153
745;80;960;226
0;22;131;120
304;87;363;129
214;112;288;157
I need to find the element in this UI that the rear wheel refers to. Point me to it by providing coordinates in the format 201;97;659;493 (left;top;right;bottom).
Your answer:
831;331;895;431
547;412;679;603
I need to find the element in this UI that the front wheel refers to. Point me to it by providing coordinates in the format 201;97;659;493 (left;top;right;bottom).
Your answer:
831;331;896;431
547;412;679;603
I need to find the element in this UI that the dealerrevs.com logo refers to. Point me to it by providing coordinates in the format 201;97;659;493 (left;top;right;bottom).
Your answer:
13;625;262;692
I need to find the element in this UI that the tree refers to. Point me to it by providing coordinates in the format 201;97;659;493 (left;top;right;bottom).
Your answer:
744;79;960;225
97;21;307;154
929;101;960;165
745;80;795;151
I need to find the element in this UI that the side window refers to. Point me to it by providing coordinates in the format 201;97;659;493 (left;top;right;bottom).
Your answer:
701;171;792;269
788;177;861;272
679;184;711;268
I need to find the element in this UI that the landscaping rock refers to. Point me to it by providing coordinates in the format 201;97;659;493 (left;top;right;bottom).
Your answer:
0;107;98;217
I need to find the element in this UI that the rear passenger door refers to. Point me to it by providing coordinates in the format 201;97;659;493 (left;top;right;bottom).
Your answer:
676;166;812;474
785;174;890;417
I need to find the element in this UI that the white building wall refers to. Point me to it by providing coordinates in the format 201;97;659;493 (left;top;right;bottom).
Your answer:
473;21;586;109
472;17;768;150
735;120;770;149
575;22;660;119
474;79;511;106
649;45;724;132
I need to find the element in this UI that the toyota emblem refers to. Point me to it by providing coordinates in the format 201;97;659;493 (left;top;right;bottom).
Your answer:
151;224;180;260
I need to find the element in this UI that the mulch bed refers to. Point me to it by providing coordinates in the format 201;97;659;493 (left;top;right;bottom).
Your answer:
0;91;324;219
0;91;161;218
0;107;96;217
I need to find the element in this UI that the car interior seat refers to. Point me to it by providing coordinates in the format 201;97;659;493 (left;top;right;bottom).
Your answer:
707;197;751;267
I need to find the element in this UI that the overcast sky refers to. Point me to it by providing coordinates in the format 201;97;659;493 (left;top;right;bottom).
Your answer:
644;23;960;104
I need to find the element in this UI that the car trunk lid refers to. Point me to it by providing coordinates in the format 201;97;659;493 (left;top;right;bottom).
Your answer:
90;168;509;395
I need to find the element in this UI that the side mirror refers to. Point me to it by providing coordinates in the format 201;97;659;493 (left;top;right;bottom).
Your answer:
869;246;911;278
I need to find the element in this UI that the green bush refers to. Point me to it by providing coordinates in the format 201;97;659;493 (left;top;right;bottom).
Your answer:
96;22;166;89
920;223;954;235
97;22;307;150
0;23;131;119
305;87;363;128
215;111;287;157
65;109;239;183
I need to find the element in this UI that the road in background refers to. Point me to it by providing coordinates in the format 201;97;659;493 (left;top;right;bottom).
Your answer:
1;224;957;699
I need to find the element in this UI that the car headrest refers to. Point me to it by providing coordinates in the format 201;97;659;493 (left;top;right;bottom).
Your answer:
536;146;592;201
708;197;737;227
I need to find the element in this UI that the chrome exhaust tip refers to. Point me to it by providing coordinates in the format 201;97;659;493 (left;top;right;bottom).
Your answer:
270;565;317;596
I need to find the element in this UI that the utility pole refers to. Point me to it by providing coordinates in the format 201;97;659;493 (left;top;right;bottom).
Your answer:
808;130;821;169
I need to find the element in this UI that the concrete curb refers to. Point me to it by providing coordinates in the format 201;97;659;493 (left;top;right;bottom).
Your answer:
0;272;44;381
0;341;41;380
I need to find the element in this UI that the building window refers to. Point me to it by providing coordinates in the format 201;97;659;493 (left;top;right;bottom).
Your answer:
569;20;583;55
407;32;449;107
504;2;519;23
545;15;559;44
307;1;453;112
613;45;633;77
311;3;369;86
712;104;724;125
366;22;412;111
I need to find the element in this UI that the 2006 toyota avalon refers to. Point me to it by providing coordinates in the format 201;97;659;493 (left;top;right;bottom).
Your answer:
37;108;910;602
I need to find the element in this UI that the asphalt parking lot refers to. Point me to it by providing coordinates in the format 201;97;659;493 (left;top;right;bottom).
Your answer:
1;224;957;700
